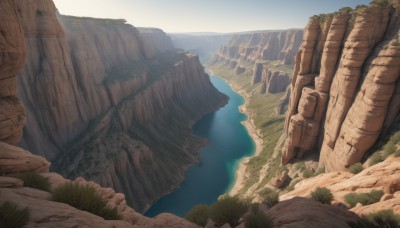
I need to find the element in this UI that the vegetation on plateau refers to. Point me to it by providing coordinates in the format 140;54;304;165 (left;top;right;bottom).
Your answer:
52;182;121;220
10;172;51;192
344;190;384;208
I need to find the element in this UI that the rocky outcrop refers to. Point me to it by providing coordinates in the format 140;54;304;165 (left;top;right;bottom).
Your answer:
266;197;359;227
210;29;303;67
281;156;400;214
281;4;400;171
0;0;27;145
0;173;199;227
13;0;227;212
259;68;290;94
137;27;174;53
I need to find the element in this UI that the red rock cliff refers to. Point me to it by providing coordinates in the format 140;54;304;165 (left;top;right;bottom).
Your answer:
281;3;400;172
14;0;227;212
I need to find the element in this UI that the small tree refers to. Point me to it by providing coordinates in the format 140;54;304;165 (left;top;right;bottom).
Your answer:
186;204;210;226
209;195;248;227
310;187;333;204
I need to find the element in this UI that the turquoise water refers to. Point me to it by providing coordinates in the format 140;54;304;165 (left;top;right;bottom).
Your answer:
144;74;255;217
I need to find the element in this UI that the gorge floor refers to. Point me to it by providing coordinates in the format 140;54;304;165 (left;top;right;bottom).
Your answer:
144;75;256;217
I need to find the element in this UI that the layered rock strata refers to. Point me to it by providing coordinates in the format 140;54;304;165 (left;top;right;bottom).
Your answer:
137;27;174;53
13;0;227;212
210;29;303;66
281;4;400;171
259;68;290;94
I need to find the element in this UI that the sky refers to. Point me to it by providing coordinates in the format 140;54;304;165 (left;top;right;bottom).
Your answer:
53;0;371;33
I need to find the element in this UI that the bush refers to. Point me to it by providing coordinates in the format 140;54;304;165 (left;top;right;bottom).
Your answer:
245;211;274;228
249;203;260;214
394;149;400;157
259;188;279;207
11;172;51;192
349;163;364;174
186;204;210;226
209;195;248;227
369;152;384;166
302;169;315;178
348;210;400;228
310;187;333;204
52;182;121;220
344;190;384;208
0;201;30;228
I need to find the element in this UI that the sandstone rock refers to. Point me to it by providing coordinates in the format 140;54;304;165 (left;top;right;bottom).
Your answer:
137;27;174;53
280;5;400;170
0;141;50;173
281;156;400;214
252;62;263;84
266;197;359;228
211;29;303;68
12;0;228;212
0;176;23;188
0;0;27;145
269;171;289;188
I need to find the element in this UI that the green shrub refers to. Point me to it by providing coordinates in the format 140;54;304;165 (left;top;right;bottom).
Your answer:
302;169;315;178
186;204;210;227
344;190;384;208
209;195;248;227
348;210;400;228
315;166;325;175
258;188;279;207
52;182;121;220
310;187;333;204
11;172;51;192
394;149;400;157
349;163;364;174
285;179;300;192
245;211;274;228
0;201;30;228
369;152;384;166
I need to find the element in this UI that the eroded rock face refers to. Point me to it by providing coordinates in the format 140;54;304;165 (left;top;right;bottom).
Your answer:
281;5;400;171
281;156;400;214
210;29;303;67
137;27;174;53
14;0;228;212
259;67;290;94
0;0;27;145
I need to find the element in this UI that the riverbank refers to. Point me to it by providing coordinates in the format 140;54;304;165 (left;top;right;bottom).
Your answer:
208;72;264;196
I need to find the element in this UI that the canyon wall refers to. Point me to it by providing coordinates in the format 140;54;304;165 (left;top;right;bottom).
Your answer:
137;27;174;53
281;3;400;171
210;30;303;66
14;0;227;212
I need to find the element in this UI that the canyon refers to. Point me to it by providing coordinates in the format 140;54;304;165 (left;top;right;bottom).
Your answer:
2;0;400;226
5;0;228;214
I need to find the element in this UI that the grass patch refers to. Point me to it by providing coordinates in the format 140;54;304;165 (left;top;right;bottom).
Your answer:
53;182;121;220
310;187;333;204
186;204;210;227
245;211;274;228
344;190;384;208
209;195;249;227
368;152;384;166
349;210;400;228
11;172;51;192
258;188;279;207
349;163;364;174
0;201;30;228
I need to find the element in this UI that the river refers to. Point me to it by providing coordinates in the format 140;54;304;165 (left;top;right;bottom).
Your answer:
144;74;255;217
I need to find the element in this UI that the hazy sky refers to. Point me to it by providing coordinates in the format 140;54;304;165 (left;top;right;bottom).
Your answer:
53;0;371;33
